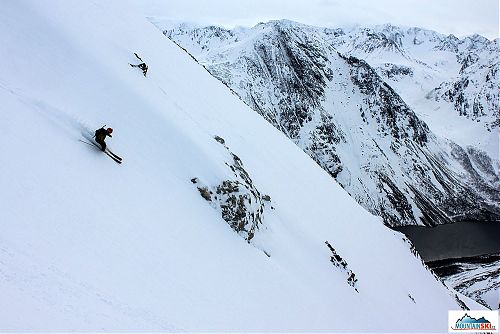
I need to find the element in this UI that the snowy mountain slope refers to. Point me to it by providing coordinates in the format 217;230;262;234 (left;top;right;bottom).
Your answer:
0;1;483;331
321;24;500;156
160;20;500;227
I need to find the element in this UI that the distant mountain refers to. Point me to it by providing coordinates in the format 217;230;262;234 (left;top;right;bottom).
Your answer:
157;20;500;226
323;24;499;154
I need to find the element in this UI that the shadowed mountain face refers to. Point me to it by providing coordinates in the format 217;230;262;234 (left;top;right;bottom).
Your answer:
159;20;500;226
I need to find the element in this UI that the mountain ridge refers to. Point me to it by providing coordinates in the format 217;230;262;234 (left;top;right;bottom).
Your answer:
160;19;500;227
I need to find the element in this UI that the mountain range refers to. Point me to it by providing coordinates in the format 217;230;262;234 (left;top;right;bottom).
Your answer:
157;20;500;227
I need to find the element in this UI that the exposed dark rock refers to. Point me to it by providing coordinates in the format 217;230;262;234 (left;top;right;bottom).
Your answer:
378;63;413;79
197;187;212;201
325;241;359;292
214;135;225;145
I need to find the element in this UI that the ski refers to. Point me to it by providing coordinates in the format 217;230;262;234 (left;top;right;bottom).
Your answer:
79;138;121;159
106;149;122;161
79;139;122;164
103;150;122;164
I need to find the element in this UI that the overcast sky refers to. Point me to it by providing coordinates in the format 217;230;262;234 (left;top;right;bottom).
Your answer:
127;0;499;39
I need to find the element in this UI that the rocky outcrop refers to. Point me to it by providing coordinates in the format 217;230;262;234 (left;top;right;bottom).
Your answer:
325;241;358;292
192;136;271;242
378;63;413;79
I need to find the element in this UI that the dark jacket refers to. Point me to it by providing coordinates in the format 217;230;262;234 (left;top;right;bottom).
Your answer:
95;128;112;143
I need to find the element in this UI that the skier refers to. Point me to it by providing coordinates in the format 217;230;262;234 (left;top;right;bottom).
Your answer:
130;53;148;77
130;62;148;76
94;126;113;151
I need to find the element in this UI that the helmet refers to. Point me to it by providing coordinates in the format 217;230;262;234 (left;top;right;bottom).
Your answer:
106;127;113;134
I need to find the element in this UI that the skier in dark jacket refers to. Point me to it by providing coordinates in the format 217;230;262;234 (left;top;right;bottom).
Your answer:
94;127;113;151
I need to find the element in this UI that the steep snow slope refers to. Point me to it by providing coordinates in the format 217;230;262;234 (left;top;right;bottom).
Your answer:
160;20;499;227
0;1;483;331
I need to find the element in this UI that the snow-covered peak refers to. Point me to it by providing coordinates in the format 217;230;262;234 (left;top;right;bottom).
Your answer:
314;22;499;154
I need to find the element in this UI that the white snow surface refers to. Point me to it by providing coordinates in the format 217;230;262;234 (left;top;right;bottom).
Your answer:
0;1;483;331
